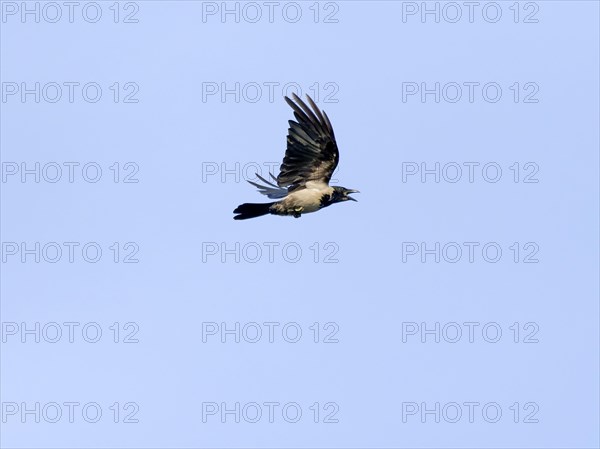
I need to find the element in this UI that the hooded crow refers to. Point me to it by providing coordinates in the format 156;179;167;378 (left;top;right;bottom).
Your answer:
233;94;358;220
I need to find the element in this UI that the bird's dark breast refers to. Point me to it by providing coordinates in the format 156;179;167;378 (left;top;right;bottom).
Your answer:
319;193;332;208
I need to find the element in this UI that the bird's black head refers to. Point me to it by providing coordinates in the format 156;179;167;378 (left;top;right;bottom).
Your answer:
331;186;360;203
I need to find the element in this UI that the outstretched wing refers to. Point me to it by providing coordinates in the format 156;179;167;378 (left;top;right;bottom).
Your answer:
247;173;288;199
277;93;339;191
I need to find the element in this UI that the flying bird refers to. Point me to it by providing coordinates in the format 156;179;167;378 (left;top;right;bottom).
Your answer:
233;94;358;220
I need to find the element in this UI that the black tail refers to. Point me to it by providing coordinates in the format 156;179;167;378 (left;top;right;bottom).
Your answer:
233;202;275;220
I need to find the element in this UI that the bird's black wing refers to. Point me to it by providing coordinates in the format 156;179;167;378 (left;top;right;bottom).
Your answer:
277;94;339;191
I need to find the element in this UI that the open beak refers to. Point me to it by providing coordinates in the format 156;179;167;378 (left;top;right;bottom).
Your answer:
347;190;360;201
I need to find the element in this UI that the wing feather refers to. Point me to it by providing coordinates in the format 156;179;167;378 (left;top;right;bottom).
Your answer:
277;93;339;190
247;172;288;199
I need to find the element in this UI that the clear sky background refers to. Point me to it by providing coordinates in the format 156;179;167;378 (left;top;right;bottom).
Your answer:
1;1;599;448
